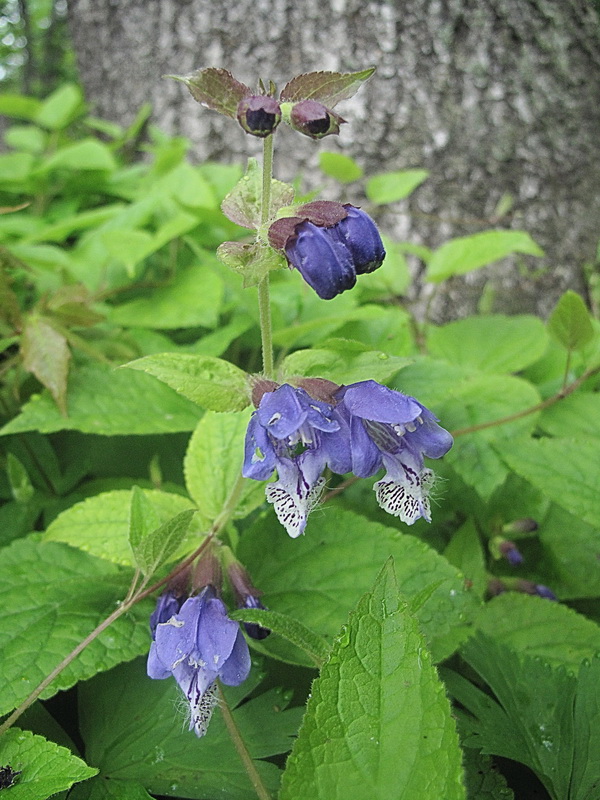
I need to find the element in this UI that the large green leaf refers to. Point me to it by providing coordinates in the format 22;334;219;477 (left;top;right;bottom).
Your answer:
183;409;266;526
475;593;600;672
426;230;543;283
279;561;465;800
496;437;600;529
0;539;153;716
538;392;600;439
238;506;479;666
78;658;303;800
0;362;202;436
0;728;97;799
426;315;548;374
43;489;196;567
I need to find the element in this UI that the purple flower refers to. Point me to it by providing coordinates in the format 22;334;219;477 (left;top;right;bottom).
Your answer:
498;539;524;566
334;380;453;524
150;589;186;638
269;203;385;300
147;586;251;737
243;383;346;537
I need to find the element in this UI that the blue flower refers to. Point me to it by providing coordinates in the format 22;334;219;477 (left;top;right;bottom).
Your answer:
147;586;251;737
334;380;453;524
269;203;385;299
242;383;347;537
149;589;186;638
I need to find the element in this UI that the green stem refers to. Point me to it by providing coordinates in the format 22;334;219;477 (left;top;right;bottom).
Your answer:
217;685;272;800
257;134;275;378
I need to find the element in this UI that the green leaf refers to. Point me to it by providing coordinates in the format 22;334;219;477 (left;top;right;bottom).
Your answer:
4;124;47;154
444;519;488;599
0;151;34;181
35;83;84;130
279;68;375;107
184;409;265;525
571;657;600;800
128;485;162;552
132;509;197;576
462;749;514;800
547;291;594;351
475;593;600;672
125;352;250;412
43;489;196;566
238;507;480;666
538;392;600;440
78;658;303;800
319;151;363;183
0;362;202;436
6;452;35;503
281;341;411;385
172;67;250;118
0;93;42;120
230;608;330;666
221;157;294;229
0;728;97;799
495;437;600;528
427;315;549;374
101;229;154;276
279;560;465;800
365;169;429;205
37;139;117;173
0;538;153;716
356;236;411;297
426;231;544;283
110;264;224;327
21;315;71;415
217;239;286;287
68;777;155;800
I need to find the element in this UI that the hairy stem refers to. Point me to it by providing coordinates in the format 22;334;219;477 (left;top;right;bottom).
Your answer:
257;134;275;378
218;684;272;800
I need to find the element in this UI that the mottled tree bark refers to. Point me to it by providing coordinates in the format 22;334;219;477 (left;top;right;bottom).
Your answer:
67;0;600;320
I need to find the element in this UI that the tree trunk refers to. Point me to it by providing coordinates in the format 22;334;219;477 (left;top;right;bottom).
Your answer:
67;0;600;320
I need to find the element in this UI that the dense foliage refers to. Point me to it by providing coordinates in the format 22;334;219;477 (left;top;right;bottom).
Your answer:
0;78;599;800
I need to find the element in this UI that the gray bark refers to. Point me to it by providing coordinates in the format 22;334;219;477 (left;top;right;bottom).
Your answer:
67;0;600;320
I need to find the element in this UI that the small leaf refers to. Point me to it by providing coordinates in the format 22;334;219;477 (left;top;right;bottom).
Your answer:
230;607;330;666
217;240;286;287
171;67;251;118
221;158;294;229
365;169;429;205
124;353;250;412
0;728;97;798
36;139;117;173
21;315;71;415
279;560;465;800
6;452;35;504
132;508;197;576
319;151;363;183
426;230;544;283
128;485;162;553
547;290;594;351
280;68;375;107
35;83;84;130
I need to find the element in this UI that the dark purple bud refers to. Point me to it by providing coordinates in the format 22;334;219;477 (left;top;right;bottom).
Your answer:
517;580;557;601
241;595;272;641
269;203;385;299
487;578;506;597
227;562;271;640
237;95;282;137
150;589;186;638
499;539;524;566
289;99;345;139
503;518;539;535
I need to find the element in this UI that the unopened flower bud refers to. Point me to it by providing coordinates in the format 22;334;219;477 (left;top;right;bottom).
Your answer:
496;538;524;566
516;580;557;601
502;518;539;536
237;95;281;137
487;578;506;597
289;99;344;139
227;562;271;640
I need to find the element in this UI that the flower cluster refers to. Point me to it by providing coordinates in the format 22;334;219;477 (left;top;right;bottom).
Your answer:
148;586;251;737
243;379;453;537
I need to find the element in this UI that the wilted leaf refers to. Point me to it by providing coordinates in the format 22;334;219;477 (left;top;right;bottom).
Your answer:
21;314;71;414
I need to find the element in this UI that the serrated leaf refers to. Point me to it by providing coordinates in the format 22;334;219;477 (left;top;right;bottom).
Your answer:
475;593;600;672
221;157;295;229
78;658;303;800
280;68;375;107
230;608;329;666
280;560;465;800
21;315;71;415
0;362;202;436
547;291;594;351
44;489;196;566
0;728;97;799
217;239;285;287
184;409;265;525
238;507;480;666
125;353;250;412
318;151;363;183
427;315;549;374
462;749;514;800
172;67;251;118
426;230;544;283
133;509;196;576
495;437;600;529
281;342;411;385
0;538;153;716
365;169;429;205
